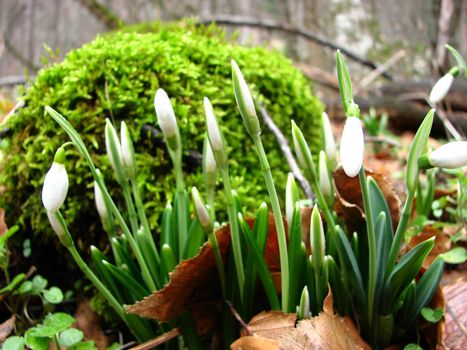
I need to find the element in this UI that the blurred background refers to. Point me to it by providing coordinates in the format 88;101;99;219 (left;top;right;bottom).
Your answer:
1;0;466;91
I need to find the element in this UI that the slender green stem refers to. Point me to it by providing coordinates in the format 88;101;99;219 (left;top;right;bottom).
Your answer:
122;183;139;234
358;168;377;342
131;179;162;271
253;137;289;312
45;107;156;292
208;231;226;298
173;157;187;258
220;168;245;304
386;190;415;273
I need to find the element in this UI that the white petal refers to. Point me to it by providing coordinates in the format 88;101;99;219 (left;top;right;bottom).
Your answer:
192;187;211;230
47;211;65;237
429;73;454;104
94;181;107;219
204;97;223;151
42;162;69;213
154;89;177;138
322;112;336;162
204;140;217;174
120;122;134;169
429;141;467;168
319;151;331;197
340;117;364;177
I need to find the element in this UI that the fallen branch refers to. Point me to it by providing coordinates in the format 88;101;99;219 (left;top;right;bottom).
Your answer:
197;15;392;80
129;328;181;350
258;105;313;199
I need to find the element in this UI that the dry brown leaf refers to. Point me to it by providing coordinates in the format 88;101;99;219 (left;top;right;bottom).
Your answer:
0;315;15;342
74;300;109;350
0;209;7;236
231;294;371;350
231;336;280;350
334;166;401;234
442;272;467;350
127;215;283;324
408;226;451;269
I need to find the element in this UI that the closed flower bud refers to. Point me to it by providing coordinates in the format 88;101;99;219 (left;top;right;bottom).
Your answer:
94;170;108;220
340;116;364;177
322;112;337;162
231;59;261;138
120;121;136;178
298;286;311;319
42;148;68;213
429;73;454;104
204;97;223;151
426;141;467;168
204;138;217;175
105;119;122;173
192;187;213;233
154;88;178;139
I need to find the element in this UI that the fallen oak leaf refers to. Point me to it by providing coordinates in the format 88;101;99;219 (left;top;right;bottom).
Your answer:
127;215;283;323
334;166;401;234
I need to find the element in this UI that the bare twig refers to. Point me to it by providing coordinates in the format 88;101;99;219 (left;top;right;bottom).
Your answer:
197;15;392;79
435;0;454;72
129;328;181;350
357;50;407;92
227;300;253;336
0;76;32;87
75;0;123;29
428;99;463;141
258;105;313;199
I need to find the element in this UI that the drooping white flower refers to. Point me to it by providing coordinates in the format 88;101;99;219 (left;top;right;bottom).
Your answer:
340;116;364;177
321;112;336;162
154;88;178;139
42;149;68;213
428;141;467;168
204;97;223;152
429;73;454;104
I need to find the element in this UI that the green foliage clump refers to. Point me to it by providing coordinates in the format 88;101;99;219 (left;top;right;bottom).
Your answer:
0;23;323;246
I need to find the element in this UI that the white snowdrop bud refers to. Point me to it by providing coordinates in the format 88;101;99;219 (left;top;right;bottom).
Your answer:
429;73;454;104
340;116;364;177
42;148;68;213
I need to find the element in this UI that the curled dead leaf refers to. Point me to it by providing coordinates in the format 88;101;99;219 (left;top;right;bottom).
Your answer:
231;293;371;350
334;166;401;234
127;215;282;324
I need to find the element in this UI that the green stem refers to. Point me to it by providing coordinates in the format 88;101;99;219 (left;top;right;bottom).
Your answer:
174;157;187;258
208;231;226;298
178;312;203;350
131;179;162;285
253;137;289;312
220;168;245;304
122;183;139;234
358;168;377;342
386;190;415;273
45;107;156;292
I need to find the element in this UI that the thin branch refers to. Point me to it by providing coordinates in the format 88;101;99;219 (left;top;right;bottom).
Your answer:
129;328;180;350
428;99;463;141
258;105;313;199
197;15;392;80
226;300;253;336
0;75;32;86
75;0;123;29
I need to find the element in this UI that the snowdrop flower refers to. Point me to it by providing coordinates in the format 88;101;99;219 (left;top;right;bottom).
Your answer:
321;112;337;162
204;97;223;152
203;139;217;175
94;170;108;220
104;119;122;173
340;116;364;177
231;59;261;138
423;141;467;169
192;187;213;233
429;72;454;104
42;147;68;213
154;88;178;139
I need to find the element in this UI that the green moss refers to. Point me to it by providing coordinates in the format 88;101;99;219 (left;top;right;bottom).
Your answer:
0;22;323;248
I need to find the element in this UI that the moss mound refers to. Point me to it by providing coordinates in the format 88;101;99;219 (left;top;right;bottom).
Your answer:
0;23;323;245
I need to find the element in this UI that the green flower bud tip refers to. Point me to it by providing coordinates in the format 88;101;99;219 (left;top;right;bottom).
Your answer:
285;173;299;229
336;50;354;113
291;120;308;170
298;286;311;319
104;119;122;172
231;59;261;137
192;187;213;233
204;97;223;152
310;205;325;266
53;147;66;164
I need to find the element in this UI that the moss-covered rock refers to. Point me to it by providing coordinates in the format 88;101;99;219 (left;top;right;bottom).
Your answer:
0;22;323;247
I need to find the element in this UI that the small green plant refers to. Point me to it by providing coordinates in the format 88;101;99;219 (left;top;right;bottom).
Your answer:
3;313;97;350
